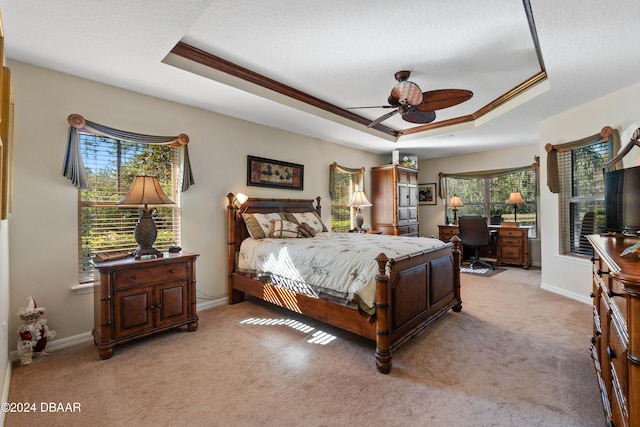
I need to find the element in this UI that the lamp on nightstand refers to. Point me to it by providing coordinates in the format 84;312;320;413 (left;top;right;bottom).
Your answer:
448;194;463;225
349;189;372;232
117;175;175;259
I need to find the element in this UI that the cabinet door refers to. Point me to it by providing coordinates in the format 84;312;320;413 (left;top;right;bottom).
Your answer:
114;285;154;339
155;280;189;328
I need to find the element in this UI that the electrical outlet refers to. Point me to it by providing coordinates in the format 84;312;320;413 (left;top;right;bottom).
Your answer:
2;321;7;344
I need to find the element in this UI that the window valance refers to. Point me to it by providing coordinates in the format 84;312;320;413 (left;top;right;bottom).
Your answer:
438;159;539;200
544;126;619;194
62;114;194;191
329;162;364;199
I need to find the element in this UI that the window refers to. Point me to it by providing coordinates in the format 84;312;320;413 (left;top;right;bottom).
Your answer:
329;163;364;232
443;167;538;238
78;134;182;282
557;140;610;256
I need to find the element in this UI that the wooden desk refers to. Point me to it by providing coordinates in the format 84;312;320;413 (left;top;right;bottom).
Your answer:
438;224;530;269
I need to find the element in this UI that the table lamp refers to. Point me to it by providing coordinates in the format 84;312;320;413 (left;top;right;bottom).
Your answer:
448;194;463;225
348;189;372;232
506;191;525;223
117;175;175;259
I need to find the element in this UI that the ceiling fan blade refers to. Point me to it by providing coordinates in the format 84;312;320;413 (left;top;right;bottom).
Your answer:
415;89;473;112
367;109;399;128
402;108;436;124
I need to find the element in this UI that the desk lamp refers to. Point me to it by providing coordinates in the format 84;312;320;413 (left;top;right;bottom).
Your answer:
448;195;463;225
506;192;525;223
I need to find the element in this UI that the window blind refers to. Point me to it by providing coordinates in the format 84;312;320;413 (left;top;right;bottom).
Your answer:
78;134;181;282
557;141;608;256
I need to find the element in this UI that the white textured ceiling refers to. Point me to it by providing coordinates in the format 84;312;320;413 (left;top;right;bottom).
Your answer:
2;0;640;159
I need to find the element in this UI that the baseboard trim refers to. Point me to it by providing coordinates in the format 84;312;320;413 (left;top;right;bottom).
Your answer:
540;281;591;305
10;297;228;360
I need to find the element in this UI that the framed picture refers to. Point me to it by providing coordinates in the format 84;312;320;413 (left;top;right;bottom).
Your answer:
247;155;304;190
418;183;437;205
1;66;12;219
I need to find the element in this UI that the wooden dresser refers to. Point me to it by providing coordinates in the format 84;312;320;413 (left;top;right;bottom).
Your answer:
438;224;530;269
92;252;199;359
588;234;640;427
371;164;419;236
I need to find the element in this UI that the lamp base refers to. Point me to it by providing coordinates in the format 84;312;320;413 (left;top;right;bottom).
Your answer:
133;208;163;259
133;248;164;260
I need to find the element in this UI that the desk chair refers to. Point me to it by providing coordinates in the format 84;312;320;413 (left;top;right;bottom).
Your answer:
458;215;495;270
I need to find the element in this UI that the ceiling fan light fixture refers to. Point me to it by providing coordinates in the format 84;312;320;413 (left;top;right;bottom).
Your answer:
391;81;423;106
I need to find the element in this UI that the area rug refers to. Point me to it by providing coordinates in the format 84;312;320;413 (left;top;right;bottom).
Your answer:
460;266;505;277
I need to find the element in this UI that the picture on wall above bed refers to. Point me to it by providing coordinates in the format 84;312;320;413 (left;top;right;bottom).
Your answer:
247;155;304;190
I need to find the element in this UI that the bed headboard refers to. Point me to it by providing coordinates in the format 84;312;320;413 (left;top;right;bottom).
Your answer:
226;194;322;254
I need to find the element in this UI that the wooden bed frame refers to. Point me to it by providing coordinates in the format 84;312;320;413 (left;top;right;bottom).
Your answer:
226;194;462;373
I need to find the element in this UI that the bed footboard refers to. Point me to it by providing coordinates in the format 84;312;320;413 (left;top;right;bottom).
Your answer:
374;237;461;373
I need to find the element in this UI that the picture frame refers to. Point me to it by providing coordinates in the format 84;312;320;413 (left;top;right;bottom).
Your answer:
247;155;304;190
418;183;437;205
1;66;12;219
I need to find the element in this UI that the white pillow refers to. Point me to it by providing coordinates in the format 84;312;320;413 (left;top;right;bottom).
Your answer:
291;212;327;233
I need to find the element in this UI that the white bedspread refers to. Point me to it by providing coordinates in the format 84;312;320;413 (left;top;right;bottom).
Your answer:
238;233;446;313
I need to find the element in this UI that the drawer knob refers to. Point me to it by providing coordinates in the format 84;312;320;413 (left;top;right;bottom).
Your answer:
607;289;624;298
132;275;139;280
170;269;176;273
148;305;154;310
607;346;617;360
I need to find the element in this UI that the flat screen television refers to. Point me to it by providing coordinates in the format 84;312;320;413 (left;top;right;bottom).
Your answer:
604;165;640;234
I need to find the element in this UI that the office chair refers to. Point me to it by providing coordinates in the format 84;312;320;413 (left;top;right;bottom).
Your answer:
578;211;596;255
458;215;494;270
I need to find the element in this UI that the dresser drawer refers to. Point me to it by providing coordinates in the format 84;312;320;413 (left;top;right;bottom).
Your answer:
397;225;418;236
500;237;522;246
500;245;522;259
609;322;629;400
113;261;188;287
498;229;524;238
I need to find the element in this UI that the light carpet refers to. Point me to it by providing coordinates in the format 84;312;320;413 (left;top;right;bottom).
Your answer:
5;267;603;427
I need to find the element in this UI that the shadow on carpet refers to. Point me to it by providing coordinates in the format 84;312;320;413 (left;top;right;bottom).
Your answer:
460;266;505;277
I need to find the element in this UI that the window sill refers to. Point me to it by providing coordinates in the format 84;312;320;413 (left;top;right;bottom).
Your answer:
71;283;95;295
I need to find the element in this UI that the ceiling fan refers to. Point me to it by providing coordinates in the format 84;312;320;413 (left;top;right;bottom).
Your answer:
349;71;473;128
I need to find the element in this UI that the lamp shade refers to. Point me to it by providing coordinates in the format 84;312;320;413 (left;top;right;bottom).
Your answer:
448;195;464;207
234;192;248;205
348;190;372;207
506;192;525;205
117;176;175;207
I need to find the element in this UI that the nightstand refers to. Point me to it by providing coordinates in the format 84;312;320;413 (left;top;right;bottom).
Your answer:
92;252;199;359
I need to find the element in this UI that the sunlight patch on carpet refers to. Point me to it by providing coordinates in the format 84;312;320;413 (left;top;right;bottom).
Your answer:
460;267;506;277
240;317;337;345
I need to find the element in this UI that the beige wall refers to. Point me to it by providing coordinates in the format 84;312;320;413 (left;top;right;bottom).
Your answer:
7;60;385;344
539;80;640;302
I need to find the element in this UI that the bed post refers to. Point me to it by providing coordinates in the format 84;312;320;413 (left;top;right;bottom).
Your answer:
451;236;462;312
227;193;245;304
374;253;392;374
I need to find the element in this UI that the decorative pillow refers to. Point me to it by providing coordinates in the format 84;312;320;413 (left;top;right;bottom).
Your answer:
242;212;284;239
290;212;328;233
298;222;316;238
271;219;301;238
